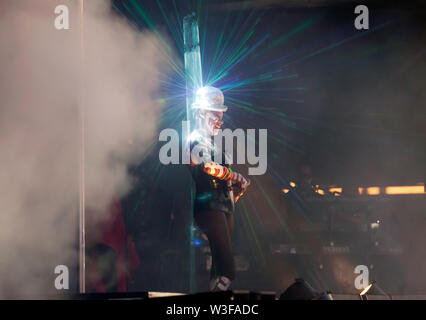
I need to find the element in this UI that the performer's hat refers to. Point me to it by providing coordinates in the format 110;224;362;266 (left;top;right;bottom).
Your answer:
192;86;228;112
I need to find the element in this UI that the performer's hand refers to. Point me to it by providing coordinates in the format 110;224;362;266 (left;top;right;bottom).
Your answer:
232;173;250;202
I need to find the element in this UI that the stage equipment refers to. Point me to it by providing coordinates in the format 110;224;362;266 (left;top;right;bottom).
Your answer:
279;278;333;300
359;280;392;300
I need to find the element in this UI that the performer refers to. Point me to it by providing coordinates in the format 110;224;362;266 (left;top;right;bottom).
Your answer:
188;86;250;292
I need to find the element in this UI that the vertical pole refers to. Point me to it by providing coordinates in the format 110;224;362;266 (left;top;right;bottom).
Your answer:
183;13;203;293
183;13;203;134
79;0;86;294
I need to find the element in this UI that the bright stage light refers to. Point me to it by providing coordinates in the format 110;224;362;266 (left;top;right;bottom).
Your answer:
385;185;425;195
315;189;325;195
366;187;380;195
359;184;425;196
329;187;342;195
358;187;380;195
360;283;373;296
359;280;392;300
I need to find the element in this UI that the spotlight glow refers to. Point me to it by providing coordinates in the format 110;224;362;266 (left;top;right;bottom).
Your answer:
360;283;373;296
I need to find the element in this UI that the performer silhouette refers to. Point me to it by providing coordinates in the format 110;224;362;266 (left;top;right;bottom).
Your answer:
188;86;250;291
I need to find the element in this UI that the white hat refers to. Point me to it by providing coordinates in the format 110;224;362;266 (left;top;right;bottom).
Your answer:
192;86;228;112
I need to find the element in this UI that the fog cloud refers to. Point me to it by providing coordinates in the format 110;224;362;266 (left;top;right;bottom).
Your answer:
0;0;168;298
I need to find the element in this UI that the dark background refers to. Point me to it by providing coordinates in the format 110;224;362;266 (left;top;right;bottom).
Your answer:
111;0;426;295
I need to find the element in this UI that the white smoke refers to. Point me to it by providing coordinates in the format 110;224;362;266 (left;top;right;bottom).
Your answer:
0;0;168;298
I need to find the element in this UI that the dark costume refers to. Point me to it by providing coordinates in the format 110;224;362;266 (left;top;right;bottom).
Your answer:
189;138;236;283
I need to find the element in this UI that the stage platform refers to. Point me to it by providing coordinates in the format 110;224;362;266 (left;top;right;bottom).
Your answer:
73;291;426;300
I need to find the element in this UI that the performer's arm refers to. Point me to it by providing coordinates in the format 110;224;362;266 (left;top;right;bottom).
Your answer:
203;162;250;202
189;140;249;191
202;162;238;183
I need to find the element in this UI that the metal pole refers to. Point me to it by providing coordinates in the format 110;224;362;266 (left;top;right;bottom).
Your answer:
183;13;203;293
183;12;203;133
79;0;86;294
